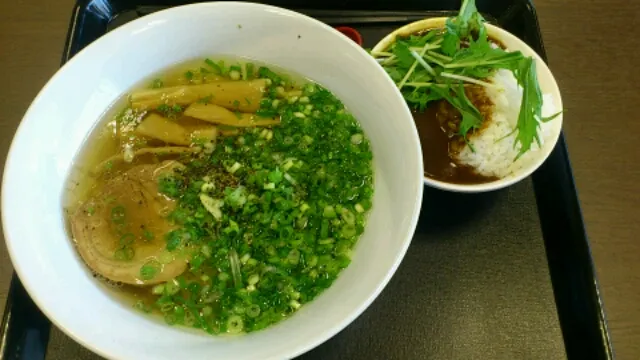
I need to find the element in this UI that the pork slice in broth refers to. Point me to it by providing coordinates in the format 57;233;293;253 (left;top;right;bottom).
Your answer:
70;160;188;285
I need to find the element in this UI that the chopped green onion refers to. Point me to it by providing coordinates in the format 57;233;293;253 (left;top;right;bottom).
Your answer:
134;300;151;313
287;249;300;265
226;315;244;334
114;247;134;261
165;279;180;295
229;250;242;288
110;205;126;224
140;261;160;281
323;206;337;219
226;162;242;174
143;230;154;241
247;274;260;285
152;284;165;295
318;238;335;245
229;70;241;80
127;60;375;335
289;300;301;310
246;305;261;318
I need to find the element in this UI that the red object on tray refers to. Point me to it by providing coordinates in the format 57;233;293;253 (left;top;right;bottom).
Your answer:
334;26;363;46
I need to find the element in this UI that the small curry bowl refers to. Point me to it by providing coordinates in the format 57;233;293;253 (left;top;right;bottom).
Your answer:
373;18;563;193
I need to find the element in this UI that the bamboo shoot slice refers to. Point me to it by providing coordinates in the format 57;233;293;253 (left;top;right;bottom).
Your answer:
135;114;219;146
130;79;267;112
189;127;219;142
135;114;191;146
184;103;280;127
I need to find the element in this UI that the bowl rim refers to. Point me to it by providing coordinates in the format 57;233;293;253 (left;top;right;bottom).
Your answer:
372;17;564;193
1;2;424;359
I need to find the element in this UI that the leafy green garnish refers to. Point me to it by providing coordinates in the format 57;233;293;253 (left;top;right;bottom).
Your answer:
373;0;559;158
431;83;482;143
441;0;485;56
395;42;416;68
511;57;558;159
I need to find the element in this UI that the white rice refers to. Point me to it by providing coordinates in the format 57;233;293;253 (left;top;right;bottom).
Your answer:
455;69;558;178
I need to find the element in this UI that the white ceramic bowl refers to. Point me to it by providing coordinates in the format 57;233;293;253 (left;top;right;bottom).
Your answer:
1;3;423;360
373;18;563;193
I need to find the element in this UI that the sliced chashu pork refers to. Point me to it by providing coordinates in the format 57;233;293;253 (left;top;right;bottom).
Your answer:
71;160;188;285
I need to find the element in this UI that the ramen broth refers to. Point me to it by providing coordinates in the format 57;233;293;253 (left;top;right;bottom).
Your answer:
63;57;375;334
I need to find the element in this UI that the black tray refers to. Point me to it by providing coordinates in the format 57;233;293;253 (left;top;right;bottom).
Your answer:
0;1;614;359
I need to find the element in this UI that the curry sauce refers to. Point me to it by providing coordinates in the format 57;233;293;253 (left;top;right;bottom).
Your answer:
414;85;498;184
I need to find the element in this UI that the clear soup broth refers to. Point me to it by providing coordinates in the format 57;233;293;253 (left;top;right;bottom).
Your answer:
63;57;375;335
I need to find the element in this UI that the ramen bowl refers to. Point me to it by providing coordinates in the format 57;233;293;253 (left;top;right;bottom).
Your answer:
1;2;423;360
